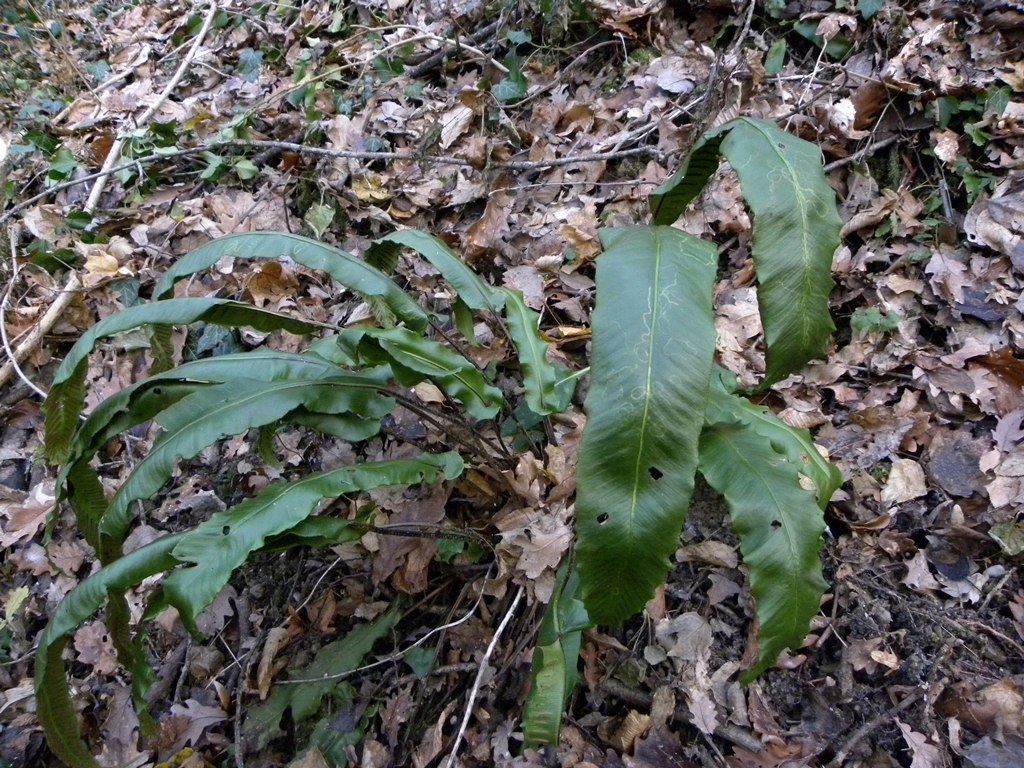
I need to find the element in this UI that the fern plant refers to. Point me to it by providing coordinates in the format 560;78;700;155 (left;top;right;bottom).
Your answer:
35;231;573;768
36;117;842;763
523;117;843;744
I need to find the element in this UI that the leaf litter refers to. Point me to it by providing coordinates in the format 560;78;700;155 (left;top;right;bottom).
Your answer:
2;0;1024;766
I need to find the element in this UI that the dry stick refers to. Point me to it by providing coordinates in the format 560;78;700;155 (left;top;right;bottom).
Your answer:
0;225;81;395
596;678;763;753
382;24;508;74
0;1;220;398
403;18;503;79
824;135;900;172
85;1;218;212
0;141;662;229
509;37;618;110
444;586;524;768
0;146;439;226
826;686;926;768
226;138;660;170
279;562;496;686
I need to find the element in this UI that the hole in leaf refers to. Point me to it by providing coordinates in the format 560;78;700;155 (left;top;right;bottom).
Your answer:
648;466;663;480
222;525;231;535
597;512;610;525
770;520;782;529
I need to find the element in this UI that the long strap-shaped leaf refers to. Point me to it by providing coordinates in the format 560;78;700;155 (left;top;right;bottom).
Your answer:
376;231;572;415
575;227;717;625
243;607;402;750
499;288;573;416
153;231;429;330
376;230;504;312
60;350;346;480
99;374;394;546
34;534;184;768
339;326;504;419
163;452;463;634
649;128;729;225
43;298;318;464
719;119;840;383
650;118;840;384
522;562;589;747
699;369;839;682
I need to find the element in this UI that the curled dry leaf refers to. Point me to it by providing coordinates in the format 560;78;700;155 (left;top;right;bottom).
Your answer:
256;627;291;700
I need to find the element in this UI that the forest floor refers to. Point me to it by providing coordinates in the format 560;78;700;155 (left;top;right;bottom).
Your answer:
2;1;1024;767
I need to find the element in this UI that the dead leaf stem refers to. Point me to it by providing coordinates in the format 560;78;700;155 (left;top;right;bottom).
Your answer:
402;18;504;79
824;136;900;173
84;0;219;214
0;3;220;399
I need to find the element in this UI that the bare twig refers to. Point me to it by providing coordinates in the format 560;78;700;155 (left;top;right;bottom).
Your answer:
403;18;503;79
510;38;618;109
84;1;218;213
278;562;496;686
382;24;508;74
0;2;220;399
824;136;900;172
0;225;79;396
444;586;524;768
497;145;661;170
0;141;664;229
826;686;926;767
223;140;471;168
596;678;763;753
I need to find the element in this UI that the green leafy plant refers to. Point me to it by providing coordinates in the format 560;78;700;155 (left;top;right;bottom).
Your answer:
36;117;842;762
577;118;841;663
521;117;842;745
36;231;572;768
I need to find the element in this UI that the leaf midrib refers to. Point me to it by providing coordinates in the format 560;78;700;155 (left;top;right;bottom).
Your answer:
628;234;662;534
749;119;818;350
103;378;380;539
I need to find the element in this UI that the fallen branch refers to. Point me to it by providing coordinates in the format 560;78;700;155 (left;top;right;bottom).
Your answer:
84;1;219;213
0;142;665;227
0;1;220;400
826;686;926;768
444;586;524;768
0;225;81;396
597;677;764;753
824;136;899;172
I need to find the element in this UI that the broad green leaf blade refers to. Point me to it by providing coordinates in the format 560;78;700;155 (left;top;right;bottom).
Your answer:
347;327;503;419
153;232;428;331
287;409;384;441
649;125;729;225
263;517;363;551
99;374;394;547
522;563;589;747
60;350;345;480
364;238;402;273
243;607;401;750
700;372;834;682
707;367;842;506
62;381;208;489
378;230;504;312
498;288;574;416
718;118;840;384
43;298;318;464
163;453;463;633
35;534;184;768
65;462;110;555
575;227;717;626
